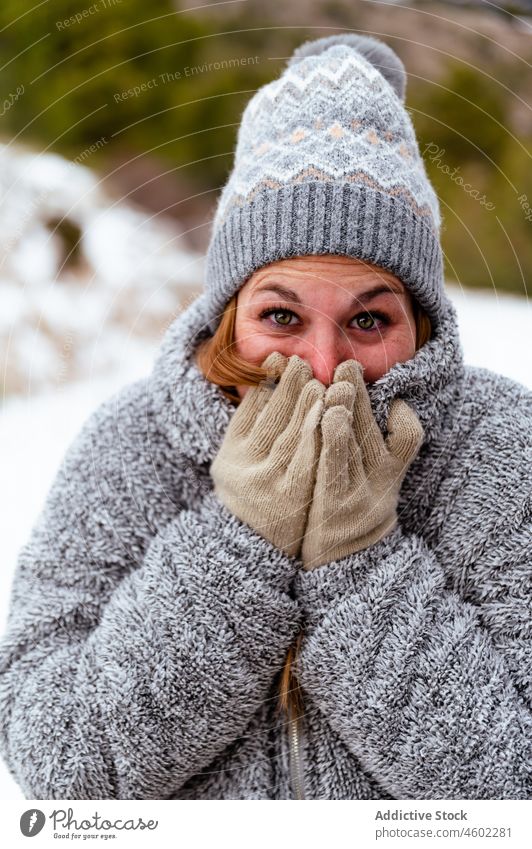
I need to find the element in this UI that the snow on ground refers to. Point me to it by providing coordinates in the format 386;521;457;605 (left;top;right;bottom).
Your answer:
0;141;204;398
449;284;530;389
0;282;530;798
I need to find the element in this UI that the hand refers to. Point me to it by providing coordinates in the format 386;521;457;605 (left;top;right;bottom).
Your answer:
210;352;326;558
301;359;424;570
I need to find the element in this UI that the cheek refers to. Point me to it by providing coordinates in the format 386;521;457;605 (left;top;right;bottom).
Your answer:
356;328;417;383
233;317;288;364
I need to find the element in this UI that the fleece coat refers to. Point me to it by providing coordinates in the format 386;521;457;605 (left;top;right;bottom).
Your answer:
0;289;530;800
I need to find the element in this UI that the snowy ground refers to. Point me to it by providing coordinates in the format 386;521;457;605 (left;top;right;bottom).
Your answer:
0;141;203;399
0;283;530;799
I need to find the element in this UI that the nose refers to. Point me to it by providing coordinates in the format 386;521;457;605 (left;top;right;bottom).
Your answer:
297;333;354;386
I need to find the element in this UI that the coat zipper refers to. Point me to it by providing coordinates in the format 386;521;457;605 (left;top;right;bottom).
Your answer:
288;631;306;799
289;709;306;799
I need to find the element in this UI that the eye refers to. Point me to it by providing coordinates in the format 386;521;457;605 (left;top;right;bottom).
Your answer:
258;306;298;327
355;313;376;330
351;311;389;332
258;305;390;332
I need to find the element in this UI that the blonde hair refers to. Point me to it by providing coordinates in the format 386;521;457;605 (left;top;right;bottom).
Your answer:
194;287;432;724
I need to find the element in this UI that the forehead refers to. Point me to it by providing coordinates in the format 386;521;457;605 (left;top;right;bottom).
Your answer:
245;254;405;293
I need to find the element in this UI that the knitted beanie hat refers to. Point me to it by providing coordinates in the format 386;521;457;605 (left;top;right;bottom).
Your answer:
203;33;445;334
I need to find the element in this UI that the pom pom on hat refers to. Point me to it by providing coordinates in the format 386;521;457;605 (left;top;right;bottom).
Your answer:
286;33;407;103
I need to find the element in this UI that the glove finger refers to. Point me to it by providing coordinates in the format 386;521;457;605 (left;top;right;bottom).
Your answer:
224;389;268;440
331;359;384;469
261;350;289;382
324;380;356;411
269;378;325;468
345;433;367;492
249;354;314;456
351;367;386;470
284;395;324;501
221;351;288;440
333;359;364;385
270;394;324;557
317;405;353;497
385;400;424;466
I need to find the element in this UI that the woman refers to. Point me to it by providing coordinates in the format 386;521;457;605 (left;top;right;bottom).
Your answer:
0;34;530;801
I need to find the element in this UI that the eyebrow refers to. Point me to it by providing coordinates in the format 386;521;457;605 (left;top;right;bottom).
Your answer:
252;282;406;309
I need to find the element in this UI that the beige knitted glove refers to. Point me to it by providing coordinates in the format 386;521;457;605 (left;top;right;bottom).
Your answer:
210;352;326;558
301;359;424;570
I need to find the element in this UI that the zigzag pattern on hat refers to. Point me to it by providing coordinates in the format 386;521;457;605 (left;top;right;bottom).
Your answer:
212;39;441;236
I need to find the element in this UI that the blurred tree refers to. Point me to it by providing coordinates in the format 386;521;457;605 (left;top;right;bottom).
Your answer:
412;58;531;295
0;1;285;193
415;61;508;164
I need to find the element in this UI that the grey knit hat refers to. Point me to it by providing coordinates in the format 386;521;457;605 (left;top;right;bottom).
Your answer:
203;33;445;334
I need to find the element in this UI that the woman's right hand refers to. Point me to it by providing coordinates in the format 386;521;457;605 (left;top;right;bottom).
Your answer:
210;352;325;558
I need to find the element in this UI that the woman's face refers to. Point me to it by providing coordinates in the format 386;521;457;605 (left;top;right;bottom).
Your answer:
233;254;417;398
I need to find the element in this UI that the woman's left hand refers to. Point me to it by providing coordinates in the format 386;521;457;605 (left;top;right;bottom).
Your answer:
301;360;425;570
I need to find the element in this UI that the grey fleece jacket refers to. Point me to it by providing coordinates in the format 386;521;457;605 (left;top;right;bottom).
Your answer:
0;289;530;800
